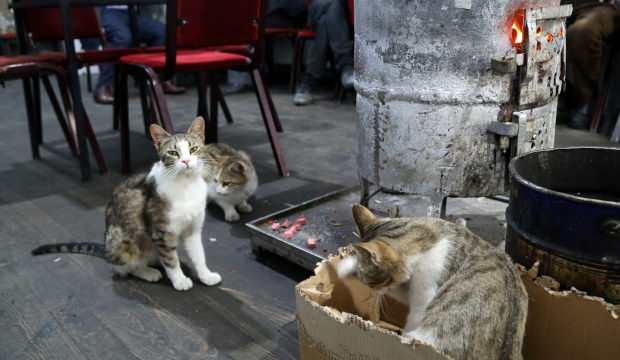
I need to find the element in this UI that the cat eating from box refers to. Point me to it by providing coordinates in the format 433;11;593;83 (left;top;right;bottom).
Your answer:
337;205;528;360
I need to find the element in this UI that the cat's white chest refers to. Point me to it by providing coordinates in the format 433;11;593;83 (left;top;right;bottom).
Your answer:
151;167;207;232
168;182;206;226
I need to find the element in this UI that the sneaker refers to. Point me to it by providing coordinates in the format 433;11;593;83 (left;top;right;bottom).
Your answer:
94;84;114;105
293;75;317;106
567;105;590;130
221;81;252;95
223;71;253;95
340;65;354;89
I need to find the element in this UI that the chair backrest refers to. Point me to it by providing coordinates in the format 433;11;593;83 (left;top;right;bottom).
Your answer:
176;0;263;49
23;7;102;42
347;0;354;26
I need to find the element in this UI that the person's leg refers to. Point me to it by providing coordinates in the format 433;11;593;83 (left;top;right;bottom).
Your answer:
98;9;132;89
293;0;332;105
95;8;132;103
135;14;165;46
323;0;353;73
566;5;616;128
305;0;332;81
322;0;354;88
135;14;186;94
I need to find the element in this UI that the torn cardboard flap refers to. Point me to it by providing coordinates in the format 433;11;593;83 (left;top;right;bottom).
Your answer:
518;264;620;360
297;256;450;360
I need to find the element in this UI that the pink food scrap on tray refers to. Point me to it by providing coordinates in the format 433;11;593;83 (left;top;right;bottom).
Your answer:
283;227;297;239
306;237;318;249
271;222;281;231
295;214;307;226
281;219;291;228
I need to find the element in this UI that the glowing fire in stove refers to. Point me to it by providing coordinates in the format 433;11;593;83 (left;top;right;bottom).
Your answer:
510;11;525;47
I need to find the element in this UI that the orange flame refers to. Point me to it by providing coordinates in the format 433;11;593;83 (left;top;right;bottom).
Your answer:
511;22;524;44
510;11;525;47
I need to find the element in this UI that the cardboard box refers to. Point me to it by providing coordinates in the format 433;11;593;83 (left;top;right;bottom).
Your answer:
296;258;620;360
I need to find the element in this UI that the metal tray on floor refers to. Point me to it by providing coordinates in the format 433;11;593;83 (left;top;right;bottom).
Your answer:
245;187;362;271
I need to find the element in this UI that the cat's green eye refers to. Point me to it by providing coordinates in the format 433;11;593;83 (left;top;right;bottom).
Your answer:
167;150;179;157
190;146;200;153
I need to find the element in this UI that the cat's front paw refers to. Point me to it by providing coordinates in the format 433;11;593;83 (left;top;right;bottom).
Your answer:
199;272;222;286
171;275;193;291
224;211;240;222
400;332;415;344
237;202;253;214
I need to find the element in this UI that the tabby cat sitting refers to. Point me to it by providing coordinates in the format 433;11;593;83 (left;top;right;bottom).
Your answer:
337;205;528;360
202;143;257;222
32;117;221;291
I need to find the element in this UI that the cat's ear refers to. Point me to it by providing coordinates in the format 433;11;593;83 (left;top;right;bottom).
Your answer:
149;124;171;150
353;243;374;263
187;116;206;144
230;161;245;174
352;204;378;236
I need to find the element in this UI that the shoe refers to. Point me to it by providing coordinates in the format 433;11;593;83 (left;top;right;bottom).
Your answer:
567;105;590;130
162;81;186;95
340;65;354;89
293;75;317;106
221;81;252;95
94;85;114;105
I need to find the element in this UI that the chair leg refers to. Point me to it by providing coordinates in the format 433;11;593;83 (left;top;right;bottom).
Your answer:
142;66;174;133
56;72;107;174
138;78;152;137
82;111;108;174
213;83;233;124
265;81;283;133
119;66;131;174
33;74;43;146
250;69;288;176
208;74;219;143
113;66;120;131
22;77;40;159
86;65;92;93
196;72;215;142
41;75;78;157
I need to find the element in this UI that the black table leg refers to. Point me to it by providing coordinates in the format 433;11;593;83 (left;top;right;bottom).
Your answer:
13;7;40;159
59;0;91;181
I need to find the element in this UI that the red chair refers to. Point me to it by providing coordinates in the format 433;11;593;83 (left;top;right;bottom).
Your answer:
116;0;288;176
0;54;106;172
23;7;165;132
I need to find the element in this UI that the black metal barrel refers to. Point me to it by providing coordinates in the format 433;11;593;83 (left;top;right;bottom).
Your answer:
506;147;620;302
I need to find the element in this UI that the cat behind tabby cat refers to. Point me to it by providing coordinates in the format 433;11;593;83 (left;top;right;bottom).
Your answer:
338;205;528;360
201;143;257;222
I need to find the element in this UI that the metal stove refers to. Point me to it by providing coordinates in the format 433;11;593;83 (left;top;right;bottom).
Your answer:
356;0;572;216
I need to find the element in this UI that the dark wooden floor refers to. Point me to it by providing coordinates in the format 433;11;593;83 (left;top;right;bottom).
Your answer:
0;78;357;360
0;76;615;360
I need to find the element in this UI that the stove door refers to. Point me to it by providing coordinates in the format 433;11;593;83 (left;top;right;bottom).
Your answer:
518;5;571;107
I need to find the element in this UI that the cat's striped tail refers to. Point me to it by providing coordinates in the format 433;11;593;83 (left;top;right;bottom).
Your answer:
31;242;106;259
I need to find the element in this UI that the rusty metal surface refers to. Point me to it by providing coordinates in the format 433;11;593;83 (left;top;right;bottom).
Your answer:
518;5;572;107
514;100;558;154
506;147;620;303
507;229;620;303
